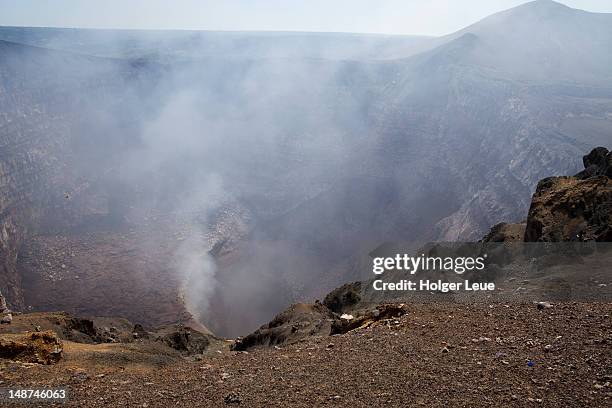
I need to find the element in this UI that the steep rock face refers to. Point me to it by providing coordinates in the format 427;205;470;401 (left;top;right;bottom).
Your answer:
480;222;526;242
0;41;149;310
575;146;612;179
0;216;25;309
0;140;71;308
0;45;74;307
524;147;612;242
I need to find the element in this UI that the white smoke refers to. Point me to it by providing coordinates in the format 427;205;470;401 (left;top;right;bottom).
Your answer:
123;87;230;324
175;228;217;321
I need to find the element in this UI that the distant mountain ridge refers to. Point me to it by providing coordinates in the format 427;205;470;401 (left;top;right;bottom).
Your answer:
0;26;434;61
1;0;610;74
450;0;612;82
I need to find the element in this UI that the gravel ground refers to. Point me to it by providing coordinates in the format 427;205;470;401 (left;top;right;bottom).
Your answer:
1;302;610;407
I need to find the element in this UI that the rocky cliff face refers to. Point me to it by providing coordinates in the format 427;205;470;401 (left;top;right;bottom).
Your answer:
524;147;612;242
0;40;135;309
0;213;25;308
237;147;612;348
0;42;75;307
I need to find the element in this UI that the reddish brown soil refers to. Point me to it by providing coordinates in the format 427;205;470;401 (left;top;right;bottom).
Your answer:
1;302;610;407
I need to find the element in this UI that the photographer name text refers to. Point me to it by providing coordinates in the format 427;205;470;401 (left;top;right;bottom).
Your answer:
372;279;495;292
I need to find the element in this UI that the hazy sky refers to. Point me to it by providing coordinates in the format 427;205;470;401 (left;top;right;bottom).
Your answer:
1;0;611;36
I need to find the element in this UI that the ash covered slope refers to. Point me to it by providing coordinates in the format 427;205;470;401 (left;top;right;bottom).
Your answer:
449;0;612;82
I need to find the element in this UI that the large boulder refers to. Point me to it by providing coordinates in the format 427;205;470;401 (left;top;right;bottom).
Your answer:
232;302;337;350
0;330;63;364
323;282;363;313
153;325;217;355
524;148;612;242
575;146;612;179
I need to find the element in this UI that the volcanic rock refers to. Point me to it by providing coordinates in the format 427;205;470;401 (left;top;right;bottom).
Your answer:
575;147;612;179
133;323;149;339
67;317;96;338
232;302;338;351
330;303;408;335
154;325;217;355
224;392;242;405
480;222;526;242
0;291;8;313
536;301;553;310
524;148;612;242
1;313;12;324
323;282;362;313
0;330;63;364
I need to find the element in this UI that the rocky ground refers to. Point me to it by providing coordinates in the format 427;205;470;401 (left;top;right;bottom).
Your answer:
0;302;610;407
